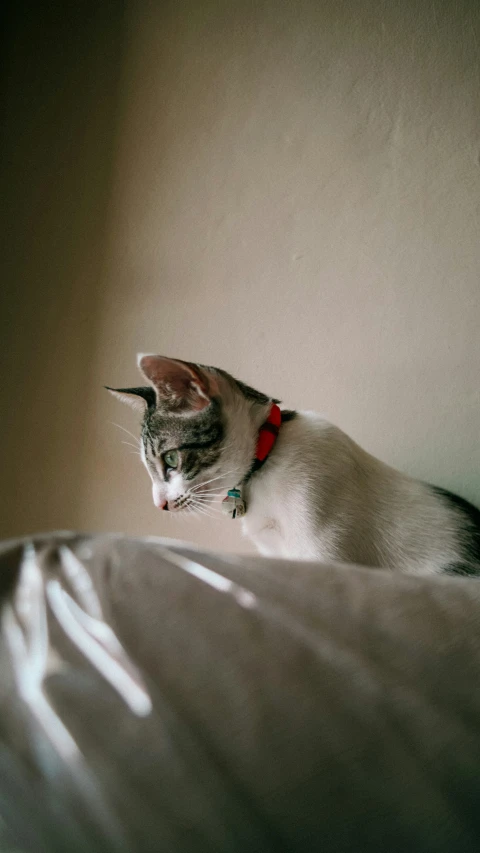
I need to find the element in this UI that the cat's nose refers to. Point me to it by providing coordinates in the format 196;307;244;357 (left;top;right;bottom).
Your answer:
159;500;169;511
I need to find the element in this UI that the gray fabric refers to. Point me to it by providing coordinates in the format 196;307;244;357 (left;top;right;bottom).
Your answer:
0;532;480;852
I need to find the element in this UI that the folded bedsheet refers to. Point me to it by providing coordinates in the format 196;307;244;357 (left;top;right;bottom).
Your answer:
0;532;479;853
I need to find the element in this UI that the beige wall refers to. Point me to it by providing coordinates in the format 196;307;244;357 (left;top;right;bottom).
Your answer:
2;0;480;554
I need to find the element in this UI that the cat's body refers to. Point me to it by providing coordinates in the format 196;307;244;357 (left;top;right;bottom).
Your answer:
243;411;480;574
108;355;480;576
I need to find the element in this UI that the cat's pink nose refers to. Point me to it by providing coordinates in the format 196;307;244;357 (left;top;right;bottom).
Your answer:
159;500;169;511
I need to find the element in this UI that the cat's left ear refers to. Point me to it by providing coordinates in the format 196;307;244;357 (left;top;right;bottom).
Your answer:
105;386;156;412
137;354;217;413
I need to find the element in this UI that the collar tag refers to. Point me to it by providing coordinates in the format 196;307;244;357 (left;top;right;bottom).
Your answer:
221;487;246;519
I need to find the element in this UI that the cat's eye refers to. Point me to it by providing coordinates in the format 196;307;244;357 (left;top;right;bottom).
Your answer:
163;449;179;470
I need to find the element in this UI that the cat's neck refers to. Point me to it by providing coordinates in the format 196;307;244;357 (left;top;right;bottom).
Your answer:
217;372;273;486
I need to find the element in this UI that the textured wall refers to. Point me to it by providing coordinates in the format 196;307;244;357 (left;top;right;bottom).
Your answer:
2;1;480;553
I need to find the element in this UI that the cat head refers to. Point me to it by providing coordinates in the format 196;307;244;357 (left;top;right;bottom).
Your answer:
106;355;274;514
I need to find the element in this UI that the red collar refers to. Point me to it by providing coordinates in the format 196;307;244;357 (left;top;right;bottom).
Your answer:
244;403;282;481
255;403;282;462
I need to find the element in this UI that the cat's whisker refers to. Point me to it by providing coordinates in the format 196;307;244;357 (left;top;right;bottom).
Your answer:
189;471;241;491
122;440;141;450
189;502;215;520
189;500;224;511
190;501;210;515
111;422;141;443
188;496;221;516
189;488;226;499
190;492;220;503
190;489;225;503
187;493;213;500
190;492;225;504
189;480;227;493
189;498;224;516
203;504;225;514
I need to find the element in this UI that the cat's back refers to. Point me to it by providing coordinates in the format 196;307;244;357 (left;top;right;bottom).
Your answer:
274;412;480;575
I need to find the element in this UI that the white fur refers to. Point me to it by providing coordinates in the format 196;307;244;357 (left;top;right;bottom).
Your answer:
176;372;462;573
241;412;461;573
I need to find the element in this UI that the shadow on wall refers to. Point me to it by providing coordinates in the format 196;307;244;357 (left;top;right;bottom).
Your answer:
0;3;128;537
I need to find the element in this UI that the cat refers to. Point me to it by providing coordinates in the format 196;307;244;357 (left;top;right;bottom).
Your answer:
107;354;480;576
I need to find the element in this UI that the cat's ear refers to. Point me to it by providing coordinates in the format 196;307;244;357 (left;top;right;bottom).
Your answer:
136;354;216;413
105;386;155;412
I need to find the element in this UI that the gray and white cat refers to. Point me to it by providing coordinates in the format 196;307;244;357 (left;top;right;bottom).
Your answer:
107;354;480;576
